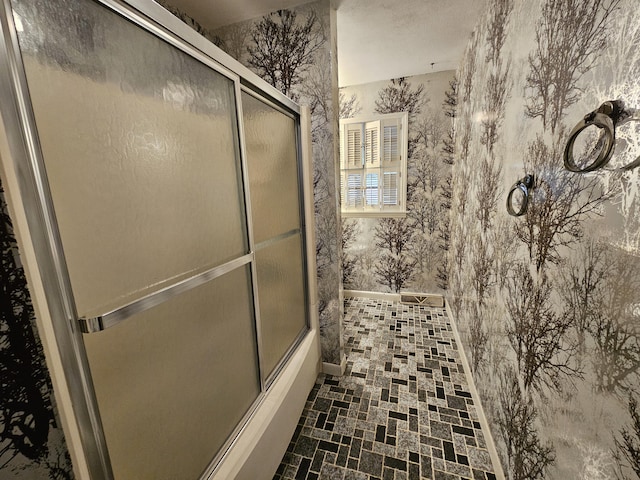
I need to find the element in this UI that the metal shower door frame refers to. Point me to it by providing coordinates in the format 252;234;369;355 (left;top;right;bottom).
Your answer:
0;0;311;478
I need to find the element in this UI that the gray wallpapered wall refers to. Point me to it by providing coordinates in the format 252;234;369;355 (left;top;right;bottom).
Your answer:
339;70;456;295
450;0;640;478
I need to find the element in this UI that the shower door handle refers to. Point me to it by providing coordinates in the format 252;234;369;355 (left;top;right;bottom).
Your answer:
77;253;254;333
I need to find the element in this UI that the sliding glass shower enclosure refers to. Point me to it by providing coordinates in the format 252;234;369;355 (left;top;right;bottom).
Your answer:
0;0;312;478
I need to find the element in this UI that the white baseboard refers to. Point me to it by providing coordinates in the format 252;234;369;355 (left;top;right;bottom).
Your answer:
322;354;346;376
342;289;400;302
343;290;444;307
445;303;506;480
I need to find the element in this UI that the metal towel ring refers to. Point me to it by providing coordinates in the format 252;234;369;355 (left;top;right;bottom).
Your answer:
564;99;640;172
506;174;535;217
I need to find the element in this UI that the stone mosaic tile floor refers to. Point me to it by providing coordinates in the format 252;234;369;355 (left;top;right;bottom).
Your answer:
273;297;498;480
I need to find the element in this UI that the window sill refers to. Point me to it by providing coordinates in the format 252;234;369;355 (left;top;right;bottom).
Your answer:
341;210;407;219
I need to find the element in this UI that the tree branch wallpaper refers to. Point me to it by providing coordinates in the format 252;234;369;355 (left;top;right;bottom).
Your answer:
449;0;640;477
0;180;73;479
340;71;456;295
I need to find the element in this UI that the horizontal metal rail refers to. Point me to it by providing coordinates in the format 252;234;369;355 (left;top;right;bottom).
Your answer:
78;253;254;333
254;228;301;251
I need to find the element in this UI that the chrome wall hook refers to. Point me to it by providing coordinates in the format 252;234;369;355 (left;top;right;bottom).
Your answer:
564;99;640;172
507;174;535;217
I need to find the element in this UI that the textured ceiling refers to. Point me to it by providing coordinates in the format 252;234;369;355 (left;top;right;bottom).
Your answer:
336;0;487;86
161;0;315;30
163;0;486;86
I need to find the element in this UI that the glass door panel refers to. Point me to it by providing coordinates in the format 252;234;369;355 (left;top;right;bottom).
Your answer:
12;0;247;318
83;266;260;479
241;92;301;244
242;91;307;378
255;234;307;377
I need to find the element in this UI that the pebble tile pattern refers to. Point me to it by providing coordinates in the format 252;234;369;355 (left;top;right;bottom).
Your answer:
273;297;497;480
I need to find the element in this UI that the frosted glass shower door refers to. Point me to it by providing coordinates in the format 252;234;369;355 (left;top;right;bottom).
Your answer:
10;0;262;478
82;266;260;479
242;92;308;379
12;0;249;318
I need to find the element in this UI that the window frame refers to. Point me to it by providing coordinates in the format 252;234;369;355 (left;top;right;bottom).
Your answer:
339;112;408;218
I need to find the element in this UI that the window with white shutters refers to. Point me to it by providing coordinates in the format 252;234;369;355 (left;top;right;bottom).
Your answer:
339;112;408;217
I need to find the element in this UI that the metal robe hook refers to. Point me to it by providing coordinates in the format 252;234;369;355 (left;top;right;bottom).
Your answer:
506;174;535;217
564;99;640;172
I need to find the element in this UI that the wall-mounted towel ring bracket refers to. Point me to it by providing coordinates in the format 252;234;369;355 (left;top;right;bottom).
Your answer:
506;174;535;217
564;99;640;172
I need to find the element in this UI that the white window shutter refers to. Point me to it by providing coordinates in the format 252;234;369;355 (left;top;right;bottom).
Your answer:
365;172;379;206
383;171;398;205
347;173;362;207
339;126;345;169
364;121;380;166
382;121;399;163
346;124;362;168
